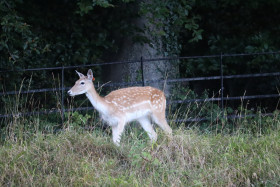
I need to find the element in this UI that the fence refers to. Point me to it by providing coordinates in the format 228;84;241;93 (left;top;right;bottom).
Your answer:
0;51;280;123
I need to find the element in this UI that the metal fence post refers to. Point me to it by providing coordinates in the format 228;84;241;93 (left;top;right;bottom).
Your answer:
61;66;65;125
220;53;224;116
141;56;145;86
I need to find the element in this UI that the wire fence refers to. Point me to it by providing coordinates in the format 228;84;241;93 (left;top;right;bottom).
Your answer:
0;51;280;123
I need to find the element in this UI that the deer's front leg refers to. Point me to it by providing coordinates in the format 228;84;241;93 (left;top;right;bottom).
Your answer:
112;120;125;146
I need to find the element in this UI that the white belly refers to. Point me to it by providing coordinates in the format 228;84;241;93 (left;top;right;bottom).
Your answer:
100;108;152;126
101;113;118;126
125;109;151;123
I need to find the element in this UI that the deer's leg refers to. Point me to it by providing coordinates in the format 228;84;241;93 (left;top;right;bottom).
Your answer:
112;120;125;146
152;111;172;135
138;117;157;142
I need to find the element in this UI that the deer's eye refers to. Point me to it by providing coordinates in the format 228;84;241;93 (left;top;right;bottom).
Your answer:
81;82;85;85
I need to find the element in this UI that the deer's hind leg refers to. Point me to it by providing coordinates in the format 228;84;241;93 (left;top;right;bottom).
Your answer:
151;111;172;135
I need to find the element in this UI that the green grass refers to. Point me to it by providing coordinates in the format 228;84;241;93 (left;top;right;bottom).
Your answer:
1;76;279;186
0;125;279;186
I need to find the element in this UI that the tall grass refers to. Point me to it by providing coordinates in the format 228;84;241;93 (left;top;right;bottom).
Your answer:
1;81;280;186
0;127;279;186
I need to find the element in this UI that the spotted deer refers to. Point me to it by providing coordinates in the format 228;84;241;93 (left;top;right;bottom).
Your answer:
68;69;172;146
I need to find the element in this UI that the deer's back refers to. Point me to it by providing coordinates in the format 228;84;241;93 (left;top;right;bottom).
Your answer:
104;86;165;112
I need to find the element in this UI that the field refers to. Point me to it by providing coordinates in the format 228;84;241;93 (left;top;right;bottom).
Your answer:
0;120;279;186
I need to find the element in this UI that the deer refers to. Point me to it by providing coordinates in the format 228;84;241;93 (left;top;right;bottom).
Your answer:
67;69;172;146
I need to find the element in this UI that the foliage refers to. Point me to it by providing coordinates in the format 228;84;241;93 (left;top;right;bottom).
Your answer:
77;0;114;15
0;0;139;114
76;0;137;15
65;111;91;128
0;0;47;69
175;0;280;110
0;0;137;92
139;0;203;55
181;0;280;75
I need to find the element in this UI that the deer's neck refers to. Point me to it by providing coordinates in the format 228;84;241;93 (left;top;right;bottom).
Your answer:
86;85;109;114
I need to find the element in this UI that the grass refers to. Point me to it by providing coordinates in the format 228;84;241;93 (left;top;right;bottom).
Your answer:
0;125;279;186
1;81;279;186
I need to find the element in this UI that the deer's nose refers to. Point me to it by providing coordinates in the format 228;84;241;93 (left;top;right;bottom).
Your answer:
68;90;72;95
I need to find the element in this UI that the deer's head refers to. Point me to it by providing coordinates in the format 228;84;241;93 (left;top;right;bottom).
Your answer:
68;69;95;96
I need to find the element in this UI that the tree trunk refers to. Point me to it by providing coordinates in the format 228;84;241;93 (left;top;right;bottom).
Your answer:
103;2;178;98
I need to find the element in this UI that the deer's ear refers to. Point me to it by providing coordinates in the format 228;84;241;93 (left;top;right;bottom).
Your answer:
75;70;85;78
87;69;95;81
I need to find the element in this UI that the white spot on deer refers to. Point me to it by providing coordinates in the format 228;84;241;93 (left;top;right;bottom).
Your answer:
112;101;119;106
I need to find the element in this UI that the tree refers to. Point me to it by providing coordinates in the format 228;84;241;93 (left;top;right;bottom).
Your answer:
100;0;202;97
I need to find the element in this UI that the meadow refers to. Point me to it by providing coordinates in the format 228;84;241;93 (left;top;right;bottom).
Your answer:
0;115;279;186
0;84;279;186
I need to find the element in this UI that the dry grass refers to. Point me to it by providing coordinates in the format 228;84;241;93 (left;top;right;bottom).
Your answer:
0;125;279;186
